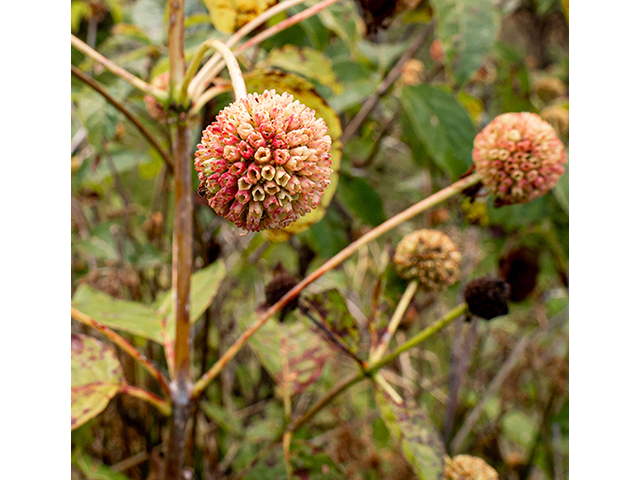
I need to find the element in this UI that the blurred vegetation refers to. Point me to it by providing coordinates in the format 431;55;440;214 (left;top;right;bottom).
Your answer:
71;0;568;478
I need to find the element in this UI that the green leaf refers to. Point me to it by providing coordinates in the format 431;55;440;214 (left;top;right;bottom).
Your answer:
553;161;569;214
71;334;125;430
307;289;362;355
375;390;446;480
239;312;331;395
261;46;343;94
400;85;475;179
431;0;500;85
72;285;164;344
155;260;227;338
72;450;133;480
337;174;386;227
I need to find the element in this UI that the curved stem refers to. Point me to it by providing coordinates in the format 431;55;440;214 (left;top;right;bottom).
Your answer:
191;174;481;400
370;279;419;363
71;65;174;173
182;40;245;104
71;34;168;101
120;385;172;416
189;85;231;117
188;0;309;100
71;307;171;397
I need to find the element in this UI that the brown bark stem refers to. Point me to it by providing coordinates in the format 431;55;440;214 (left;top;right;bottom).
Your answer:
165;0;193;478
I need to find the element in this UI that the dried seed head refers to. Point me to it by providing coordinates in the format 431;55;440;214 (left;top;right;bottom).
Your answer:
393;229;461;291
264;272;300;322
194;90;332;232
464;276;510;320
444;455;499;480
472;112;566;207
144;72;170;122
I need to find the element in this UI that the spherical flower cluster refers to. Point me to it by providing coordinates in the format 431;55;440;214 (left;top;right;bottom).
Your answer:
472;112;566;206
464;275;510;320
444;455;498;480
393;229;461;291
144;72;170;122
195;90;332;232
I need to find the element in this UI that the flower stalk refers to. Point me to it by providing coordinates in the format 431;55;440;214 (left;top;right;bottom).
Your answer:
181;39;246;105
191;174;480;400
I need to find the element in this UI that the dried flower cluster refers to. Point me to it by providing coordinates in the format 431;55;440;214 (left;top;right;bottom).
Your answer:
444;455;499;480
472;112;566;206
195;90;332;232
464;275;510;320
393;229;461;291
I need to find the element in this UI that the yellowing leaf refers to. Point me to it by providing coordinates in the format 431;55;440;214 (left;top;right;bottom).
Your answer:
261;46;343;94
203;0;278;34
71;334;125;430
243;70;343;242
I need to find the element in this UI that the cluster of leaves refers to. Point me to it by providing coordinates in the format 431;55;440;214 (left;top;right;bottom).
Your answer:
71;0;568;479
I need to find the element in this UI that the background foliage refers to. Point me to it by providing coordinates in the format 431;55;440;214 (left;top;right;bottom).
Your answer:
71;0;568;478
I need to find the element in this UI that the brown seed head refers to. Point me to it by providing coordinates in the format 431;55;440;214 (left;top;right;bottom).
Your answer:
393;229;461;291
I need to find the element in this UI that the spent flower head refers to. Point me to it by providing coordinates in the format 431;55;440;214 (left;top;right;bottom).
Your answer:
444;455;498;480
195;90;332;232
472;112;566;207
464;275;510;320
393;229;461;291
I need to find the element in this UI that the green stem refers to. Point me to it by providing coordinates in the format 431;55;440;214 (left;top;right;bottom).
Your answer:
370;279;419;363
120;385;172;416
71;34;168;101
191;174;480;400
71;65;174;173
71;307;171;397
286;303;468;434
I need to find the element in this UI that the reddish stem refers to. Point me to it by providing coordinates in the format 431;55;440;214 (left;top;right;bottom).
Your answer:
191;174;481;399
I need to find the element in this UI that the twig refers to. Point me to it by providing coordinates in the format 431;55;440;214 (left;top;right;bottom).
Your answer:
190;174;481;400
71;65;174;173
234;0;340;56
71;34;167;100
71;307;171;397
120;385;172;416
341;25;433;143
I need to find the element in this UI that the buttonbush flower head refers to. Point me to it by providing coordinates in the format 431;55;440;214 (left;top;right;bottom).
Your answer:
472;112;566;207
393;229;461;291
444;454;498;480
195;90;332;232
